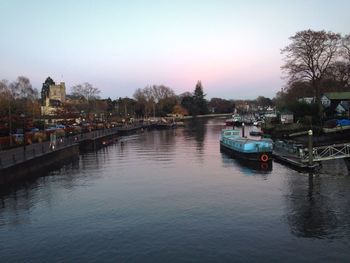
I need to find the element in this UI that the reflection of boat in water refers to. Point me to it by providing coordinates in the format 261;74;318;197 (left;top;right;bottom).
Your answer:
220;129;273;162
236;158;272;171
221;153;272;172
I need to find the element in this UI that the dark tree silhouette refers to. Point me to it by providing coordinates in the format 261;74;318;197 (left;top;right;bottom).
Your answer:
193;81;208;115
281;30;341;119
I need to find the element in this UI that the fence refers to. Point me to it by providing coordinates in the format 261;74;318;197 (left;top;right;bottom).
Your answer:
0;127;120;169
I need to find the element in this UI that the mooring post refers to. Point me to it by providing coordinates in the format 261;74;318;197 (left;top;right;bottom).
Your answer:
242;122;245;138
308;129;313;166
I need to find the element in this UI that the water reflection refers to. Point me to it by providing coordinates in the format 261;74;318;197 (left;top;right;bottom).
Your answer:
221;153;272;175
136;130;177;162
0;157;79;227
285;164;350;239
183;118;207;151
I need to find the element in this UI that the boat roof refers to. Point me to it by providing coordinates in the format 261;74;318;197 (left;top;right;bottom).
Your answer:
222;129;239;133
222;129;272;144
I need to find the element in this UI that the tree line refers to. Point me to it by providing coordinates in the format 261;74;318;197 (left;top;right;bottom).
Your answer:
0;77;237;128
11;29;340;128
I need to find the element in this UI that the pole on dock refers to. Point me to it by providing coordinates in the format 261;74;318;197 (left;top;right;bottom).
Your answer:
242;122;245;138
308;129;313;166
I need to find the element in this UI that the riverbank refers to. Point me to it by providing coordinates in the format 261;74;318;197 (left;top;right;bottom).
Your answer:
0;122;170;185
0;144;79;185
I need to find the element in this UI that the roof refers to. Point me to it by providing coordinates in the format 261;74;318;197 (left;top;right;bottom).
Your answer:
323;92;350;100
339;101;350;110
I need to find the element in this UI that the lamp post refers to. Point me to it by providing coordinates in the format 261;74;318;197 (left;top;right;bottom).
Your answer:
20;113;26;159
308;129;313;167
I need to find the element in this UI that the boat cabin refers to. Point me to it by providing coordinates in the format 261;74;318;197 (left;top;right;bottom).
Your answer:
221;129;240;138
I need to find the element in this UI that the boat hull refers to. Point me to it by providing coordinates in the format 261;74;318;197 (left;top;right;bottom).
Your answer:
220;142;272;162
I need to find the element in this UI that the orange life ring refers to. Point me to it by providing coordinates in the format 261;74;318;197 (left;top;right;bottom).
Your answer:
260;154;269;162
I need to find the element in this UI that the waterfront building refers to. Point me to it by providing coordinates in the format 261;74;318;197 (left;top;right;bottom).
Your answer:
41;77;66;116
321;92;350;107
298;97;315;104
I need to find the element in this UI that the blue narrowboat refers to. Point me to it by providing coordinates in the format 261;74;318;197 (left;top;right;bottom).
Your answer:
220;129;273;162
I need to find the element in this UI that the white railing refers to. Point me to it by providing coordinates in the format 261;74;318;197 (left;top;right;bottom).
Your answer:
301;143;350;163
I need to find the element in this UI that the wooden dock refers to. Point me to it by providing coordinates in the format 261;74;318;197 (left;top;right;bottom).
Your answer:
273;151;321;171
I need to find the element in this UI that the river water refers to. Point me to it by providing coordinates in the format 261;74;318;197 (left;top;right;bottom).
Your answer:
1;118;350;262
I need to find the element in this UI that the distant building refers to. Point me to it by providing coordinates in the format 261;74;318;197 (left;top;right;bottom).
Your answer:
264;106;277;118
335;101;350;117
321;92;350;107
280;110;294;124
298;97;315;104
41;77;66;116
235;101;258;113
321;92;350;117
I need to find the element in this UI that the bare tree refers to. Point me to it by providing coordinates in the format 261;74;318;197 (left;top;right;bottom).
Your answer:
9;76;38;101
133;88;146;102
0;80;11;116
342;34;350;61
0;80;12;144
133;85;176;117
70;83;101;121
326;61;350;89
281;30;342;117
151;85;175;101
0;80;10;99
71;82;101;101
338;35;350;88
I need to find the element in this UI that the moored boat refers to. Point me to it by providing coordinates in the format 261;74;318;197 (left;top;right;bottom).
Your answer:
220;129;273;162
225;114;242;126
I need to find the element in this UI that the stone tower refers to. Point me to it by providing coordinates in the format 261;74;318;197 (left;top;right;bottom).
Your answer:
41;77;66;115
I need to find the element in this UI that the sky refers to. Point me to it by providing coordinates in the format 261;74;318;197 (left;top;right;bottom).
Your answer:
0;0;349;100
